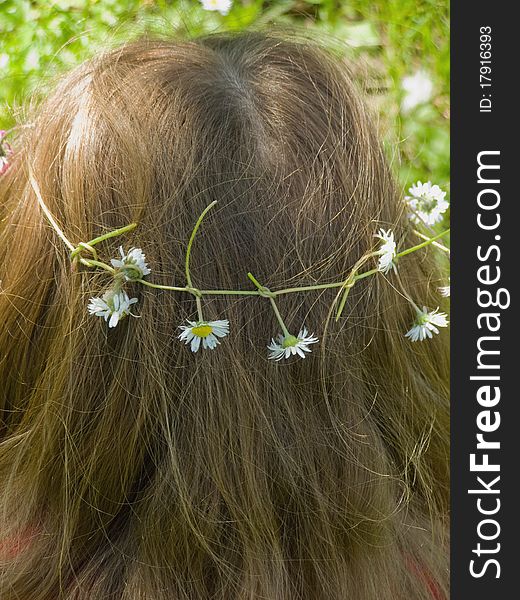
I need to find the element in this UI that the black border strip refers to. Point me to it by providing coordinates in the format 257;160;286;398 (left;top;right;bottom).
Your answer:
451;2;516;596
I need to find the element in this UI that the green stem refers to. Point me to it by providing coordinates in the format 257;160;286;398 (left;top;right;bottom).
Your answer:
137;279;188;293
397;228;450;258
29;166;75;251
335;251;379;321
184;201;218;322
351;268;379;282
199;289;261;296
71;242;98;261
246;272;269;293
30;162;138;263
273;282;345;295
79;259;116;274
138;281;262;296
195;297;204;322
394;269;421;313
70;224;138;263
269;297;291;338
76;228;450;298
247;272;290;337
138;279;204;320
83;223;138;248
185;201;217;288
413;229;450;254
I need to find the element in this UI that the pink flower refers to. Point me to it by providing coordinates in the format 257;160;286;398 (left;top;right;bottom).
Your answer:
0;130;13;175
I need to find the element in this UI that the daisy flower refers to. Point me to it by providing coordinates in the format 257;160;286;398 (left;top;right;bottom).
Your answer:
0;130;12;175
200;0;232;15
110;246;151;281
405;307;449;342
405;181;449;226
178;319;230;352
267;327;319;361
374;228;397;273
88;289;138;328
401;70;433;112
438;277;450;297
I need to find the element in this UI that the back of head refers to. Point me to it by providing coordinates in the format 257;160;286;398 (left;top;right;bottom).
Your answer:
0;32;449;600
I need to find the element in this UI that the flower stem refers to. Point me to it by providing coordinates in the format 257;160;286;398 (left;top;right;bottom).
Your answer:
195;297;204;322
29;166;75;252
273;282;345;294
185;201;217;288
269;297;291;338
247;272;291;337
184;201;217;322
199;289;261;296
352;267;379;282
335;251;378;321
80;259;116;274
397;228;450;258
413;229;450;254
137;280;188;293
82;223;138;248
246;272;268;293
394;269;421;313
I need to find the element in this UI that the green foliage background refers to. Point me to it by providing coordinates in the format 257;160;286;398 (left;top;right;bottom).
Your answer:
0;0;449;193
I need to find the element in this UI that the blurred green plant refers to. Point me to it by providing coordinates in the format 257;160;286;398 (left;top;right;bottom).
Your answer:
0;0;449;198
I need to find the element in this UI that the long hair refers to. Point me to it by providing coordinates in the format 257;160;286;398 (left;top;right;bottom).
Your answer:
0;32;449;600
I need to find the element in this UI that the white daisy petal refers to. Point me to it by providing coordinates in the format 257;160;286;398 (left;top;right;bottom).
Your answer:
374;229;397;273
191;335;202;353
209;321;230;338
204;334;220;350
438;277;450;297
109;312;119;328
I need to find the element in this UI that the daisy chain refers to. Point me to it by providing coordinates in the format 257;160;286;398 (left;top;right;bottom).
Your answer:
29;182;450;356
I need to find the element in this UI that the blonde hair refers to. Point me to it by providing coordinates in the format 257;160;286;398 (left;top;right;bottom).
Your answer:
0;32;449;600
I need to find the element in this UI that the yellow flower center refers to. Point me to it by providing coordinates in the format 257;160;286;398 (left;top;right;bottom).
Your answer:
192;324;213;338
282;335;298;348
